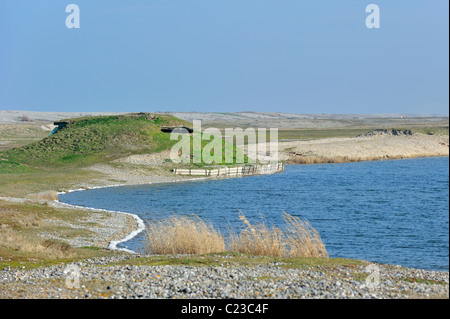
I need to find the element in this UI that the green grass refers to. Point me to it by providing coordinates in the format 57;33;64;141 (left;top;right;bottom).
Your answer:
104;252;367;269
0;247;119;270
185;136;250;167
0;159;35;174
0;166;101;198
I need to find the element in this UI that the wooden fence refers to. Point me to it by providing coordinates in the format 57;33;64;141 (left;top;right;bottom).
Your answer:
172;163;284;177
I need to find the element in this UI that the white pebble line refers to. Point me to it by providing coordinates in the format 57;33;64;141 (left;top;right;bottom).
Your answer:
52;198;145;254
55;177;210;254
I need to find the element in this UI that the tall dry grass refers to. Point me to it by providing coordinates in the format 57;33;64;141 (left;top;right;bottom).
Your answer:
144;212;328;258
229;214;287;257
230;212;328;258
281;212;328;258
145;215;226;255
0;227;75;258
11;212;42;228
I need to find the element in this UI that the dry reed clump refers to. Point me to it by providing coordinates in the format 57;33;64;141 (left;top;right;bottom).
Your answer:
230;212;328;258
281;213;328;258
0;227;75;258
144;212;328;258
145;215;226;255
229;214;287;257
40;239;74;257
0;207;41;228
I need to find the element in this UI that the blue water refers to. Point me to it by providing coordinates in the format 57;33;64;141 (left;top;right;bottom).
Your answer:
60;157;449;271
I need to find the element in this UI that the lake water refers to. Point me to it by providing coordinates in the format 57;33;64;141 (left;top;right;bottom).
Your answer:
60;157;449;271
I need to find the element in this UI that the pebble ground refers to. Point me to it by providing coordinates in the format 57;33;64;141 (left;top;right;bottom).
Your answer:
0;254;448;299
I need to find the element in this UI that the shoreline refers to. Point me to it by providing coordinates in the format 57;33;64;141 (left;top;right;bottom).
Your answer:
54;176;217;253
54;170;284;253
55;155;449;262
0;195;145;254
51;199;146;254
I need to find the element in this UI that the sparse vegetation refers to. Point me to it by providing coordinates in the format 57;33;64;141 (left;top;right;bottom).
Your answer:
20;115;32;122
0;199;119;266
0;227;75;259
0;123;50;151
108;253;363;269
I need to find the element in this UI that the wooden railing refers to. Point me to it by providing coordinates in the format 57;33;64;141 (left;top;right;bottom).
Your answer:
172;163;284;177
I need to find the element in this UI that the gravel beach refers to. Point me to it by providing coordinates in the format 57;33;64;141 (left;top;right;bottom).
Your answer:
0;254;448;299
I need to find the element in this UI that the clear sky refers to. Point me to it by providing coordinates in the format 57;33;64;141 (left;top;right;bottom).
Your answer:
0;0;448;115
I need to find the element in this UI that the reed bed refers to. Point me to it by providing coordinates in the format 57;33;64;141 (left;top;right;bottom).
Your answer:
144;215;226;255
229;212;328;258
144;212;328;258
281;213;328;258
286;154;433;165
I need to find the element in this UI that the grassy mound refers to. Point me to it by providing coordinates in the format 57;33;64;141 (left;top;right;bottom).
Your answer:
0;113;191;168
0;113;249;173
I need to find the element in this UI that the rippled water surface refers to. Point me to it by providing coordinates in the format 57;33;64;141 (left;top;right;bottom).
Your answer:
60;157;449;271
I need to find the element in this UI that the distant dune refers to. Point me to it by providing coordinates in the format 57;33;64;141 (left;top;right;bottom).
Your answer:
1;110;448;130
0;110;126;124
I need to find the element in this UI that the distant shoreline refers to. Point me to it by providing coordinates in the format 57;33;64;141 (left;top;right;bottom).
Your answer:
279;133;449;164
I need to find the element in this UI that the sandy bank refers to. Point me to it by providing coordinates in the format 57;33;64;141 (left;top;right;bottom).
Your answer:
278;133;449;164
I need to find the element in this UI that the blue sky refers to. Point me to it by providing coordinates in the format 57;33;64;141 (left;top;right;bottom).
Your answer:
0;0;448;115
